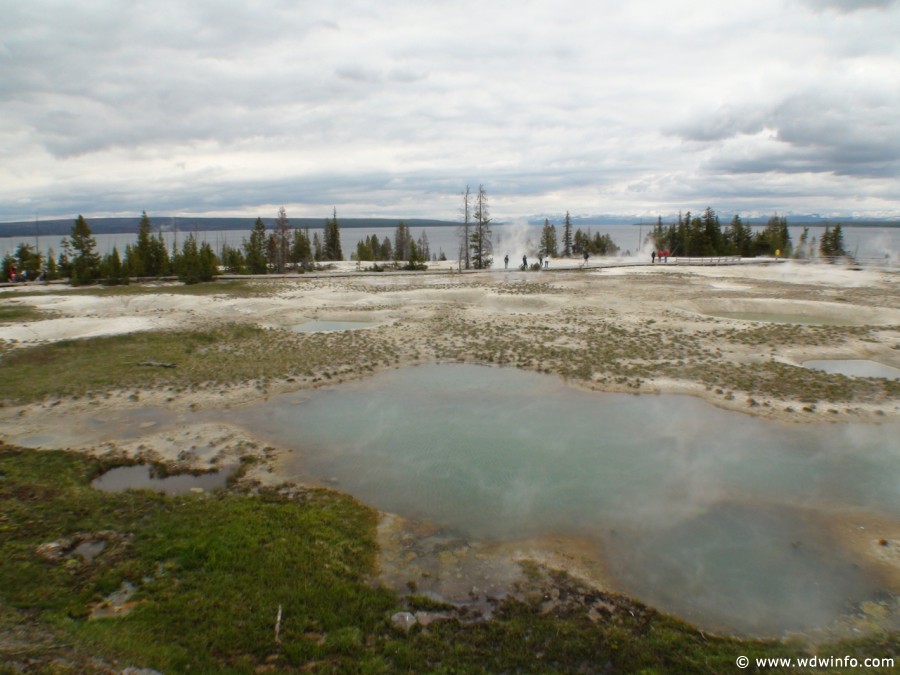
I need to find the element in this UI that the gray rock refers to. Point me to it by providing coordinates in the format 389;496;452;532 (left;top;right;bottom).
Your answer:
390;611;417;632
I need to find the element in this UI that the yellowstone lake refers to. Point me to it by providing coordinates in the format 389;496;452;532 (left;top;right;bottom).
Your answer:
218;363;899;637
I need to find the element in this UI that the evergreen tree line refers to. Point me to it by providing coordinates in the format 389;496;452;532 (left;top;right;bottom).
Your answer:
2;204;854;285
220;207;343;274
1;212;218;286
533;212;620;260
351;222;446;268
650;208;786;258
2;208;350;285
649;208;849;259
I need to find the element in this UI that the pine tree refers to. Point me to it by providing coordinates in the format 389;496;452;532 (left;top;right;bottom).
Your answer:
199;241;218;280
274;207;290;273
417;230;431;261
323;208;343;261
755;214;791;256
562;212;573;257
291;228;312;269
13;243;41;279
820;224;847;258
220;244;246;273
313;232;323;261
243;217;268;274
135;211;153;276
380;236;393;261
177;235;217;283
1;254;16;282
152;232;170;275
355;237;374;262
394;222;411;261
102;246;129;285
539;218;558;257
727;215;753;257
701;207;722;255
70;215;101;285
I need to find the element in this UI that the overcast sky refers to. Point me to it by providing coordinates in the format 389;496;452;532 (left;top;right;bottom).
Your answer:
2;0;899;223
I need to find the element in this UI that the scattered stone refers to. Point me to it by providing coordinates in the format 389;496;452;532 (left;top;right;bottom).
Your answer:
390;611;417;632
90;581;138;620
35;540;69;561
73;540;106;562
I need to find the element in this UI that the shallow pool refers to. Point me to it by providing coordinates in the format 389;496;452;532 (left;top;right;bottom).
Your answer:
92;464;234;495
291;319;375;333
708;311;850;325
803;359;900;380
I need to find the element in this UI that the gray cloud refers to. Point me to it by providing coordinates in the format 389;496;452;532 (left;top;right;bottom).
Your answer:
1;0;899;222
675;90;900;180
798;0;899;13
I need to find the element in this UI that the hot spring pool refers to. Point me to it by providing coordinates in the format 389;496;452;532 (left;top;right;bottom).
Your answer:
291;319;375;332
225;364;899;637
803;359;900;380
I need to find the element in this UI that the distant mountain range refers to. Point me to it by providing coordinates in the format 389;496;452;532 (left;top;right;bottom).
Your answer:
1;214;897;238
533;214;900;228
0;216;458;238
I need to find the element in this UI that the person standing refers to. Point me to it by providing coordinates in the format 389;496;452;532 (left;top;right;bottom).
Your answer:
504;254;509;269
651;251;656;264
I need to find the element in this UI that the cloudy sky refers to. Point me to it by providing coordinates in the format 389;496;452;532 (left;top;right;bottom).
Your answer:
2;0;899;223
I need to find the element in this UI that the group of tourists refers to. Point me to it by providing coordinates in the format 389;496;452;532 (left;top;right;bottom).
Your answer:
6;266;29;283
500;251;592;270
651;250;670;263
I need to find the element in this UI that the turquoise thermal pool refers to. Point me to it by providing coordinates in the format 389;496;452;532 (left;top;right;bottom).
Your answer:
224;364;899;637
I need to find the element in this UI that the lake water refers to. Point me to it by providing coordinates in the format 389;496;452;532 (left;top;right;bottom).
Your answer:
3;223;898;264
224;363;899;637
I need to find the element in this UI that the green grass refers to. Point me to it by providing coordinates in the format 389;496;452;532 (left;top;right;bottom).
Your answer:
2;448;896;673
0;303;48;324
0;447;394;672
0;323;399;404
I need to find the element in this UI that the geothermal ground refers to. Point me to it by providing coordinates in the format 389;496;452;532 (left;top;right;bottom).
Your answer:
1;260;898;645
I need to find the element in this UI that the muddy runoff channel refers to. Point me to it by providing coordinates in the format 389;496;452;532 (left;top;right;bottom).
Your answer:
48;364;900;638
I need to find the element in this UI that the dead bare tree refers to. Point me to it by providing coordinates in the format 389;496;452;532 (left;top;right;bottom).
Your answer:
458;186;471;270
